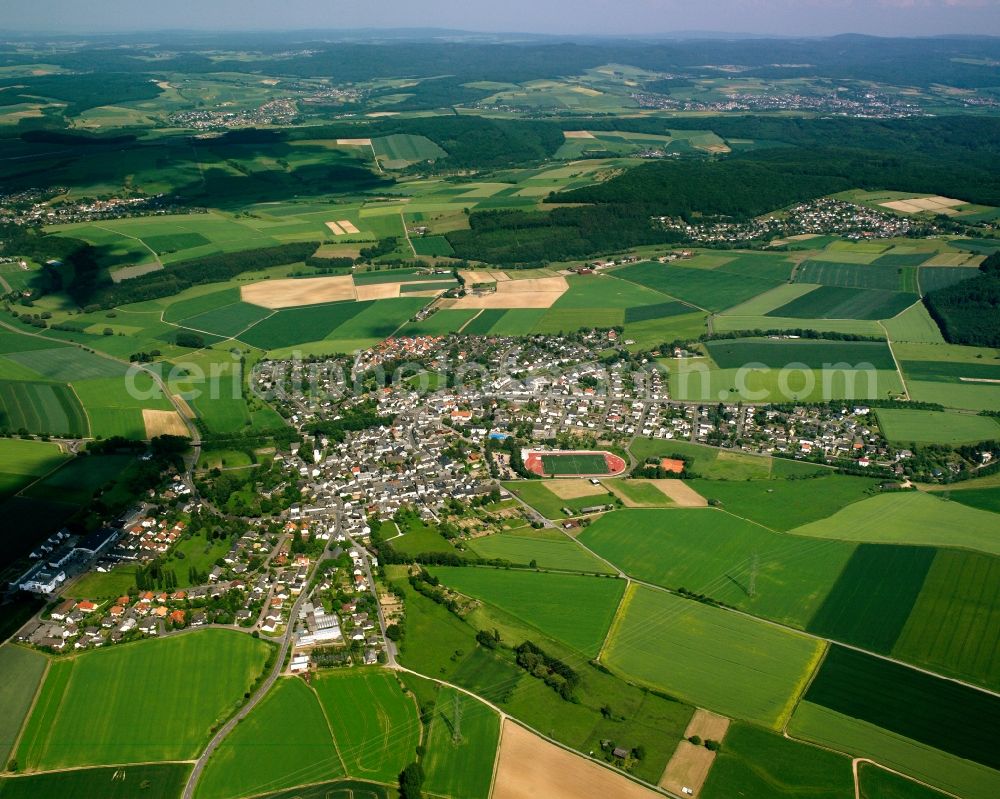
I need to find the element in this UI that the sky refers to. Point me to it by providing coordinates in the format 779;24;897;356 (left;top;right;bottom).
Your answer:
2;0;998;38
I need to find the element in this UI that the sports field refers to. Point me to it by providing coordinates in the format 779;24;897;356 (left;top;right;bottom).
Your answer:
602;584;824;727
17;630;272;769
791;492;1000;555
420;686;500;799
194;677;343;799
579;509;856;627
311;669;421;784
429;566;626;656
875;408;999;444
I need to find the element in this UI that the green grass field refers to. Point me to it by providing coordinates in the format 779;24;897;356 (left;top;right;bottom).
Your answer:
0;380;88;437
602;478;673;506
795;261;903;290
807;544;936;653
702;722;852;799
603;584;824;727
429;567;625;656
242;780;389;799
0;645;48;766
311;669;421;785
0;764;191;799
767;286;917;320
17;630;272;769
944;486;1000;513
790;702;1000;799
881;303;945;344
615;261;781;312
194;677;343;799
875;408;999;445
892;548;1000;690
705;338;897;370
465;530;616;573
805;645;1000;770
858;762;951;799
0;439;67;500
579;509;856;627
23;454;134;506
239;301;371;349
686;474;876;530
791;492;1000;555
420;686;500;799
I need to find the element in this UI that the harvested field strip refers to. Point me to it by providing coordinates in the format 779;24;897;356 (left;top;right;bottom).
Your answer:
241;276;356;309
807;544;935;654
491;720;663;799
805;645;1000;770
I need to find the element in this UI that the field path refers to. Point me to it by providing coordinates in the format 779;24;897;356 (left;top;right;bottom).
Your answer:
878;318;911;400
850;758;962;799
401;211;417;257
94;224;163;271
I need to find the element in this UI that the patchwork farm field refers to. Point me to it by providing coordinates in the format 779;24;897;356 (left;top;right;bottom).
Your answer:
0;439;67;499
429;566;625;656
791;491;1000;555
579;508;856;627
766;286;917;320
614;261;781;312
702;723;852;799
804;645;1000;770
16;630;272;769
0;380;88;437
311;669;421;785
807;544;936;654
194;677;343;799
602;584;823;727
790;702;1000;799
704;338;897;370
629;437;788;480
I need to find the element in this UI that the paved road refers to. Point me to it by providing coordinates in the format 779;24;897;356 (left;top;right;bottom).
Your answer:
181;578;310;799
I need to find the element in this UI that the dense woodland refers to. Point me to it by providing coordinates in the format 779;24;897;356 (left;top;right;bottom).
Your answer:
924;251;1000;346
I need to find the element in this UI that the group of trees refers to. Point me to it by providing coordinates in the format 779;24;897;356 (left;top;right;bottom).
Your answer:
514;640;580;701
924;249;1000;346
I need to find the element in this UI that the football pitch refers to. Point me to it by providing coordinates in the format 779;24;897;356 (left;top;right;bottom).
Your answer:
540;453;610;475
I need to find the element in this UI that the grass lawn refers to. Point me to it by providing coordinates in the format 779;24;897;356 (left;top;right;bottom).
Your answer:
66;564;139;600
702;722;852;799
686;475;877;531
389;516;459;558
0;764;190;799
465;530;616;573
579;509;856;628
791;492;1000;555
194;677;343;799
539;453;610;476
789;702;1000;799
420;686;500;799
0;645;47;765
602;584;824;728
602;478;673;506
875;409;999;445
17;630;272;769
429;567;625;657
312;669;420;785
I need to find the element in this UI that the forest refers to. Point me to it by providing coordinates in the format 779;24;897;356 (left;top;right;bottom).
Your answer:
924;250;1000;347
